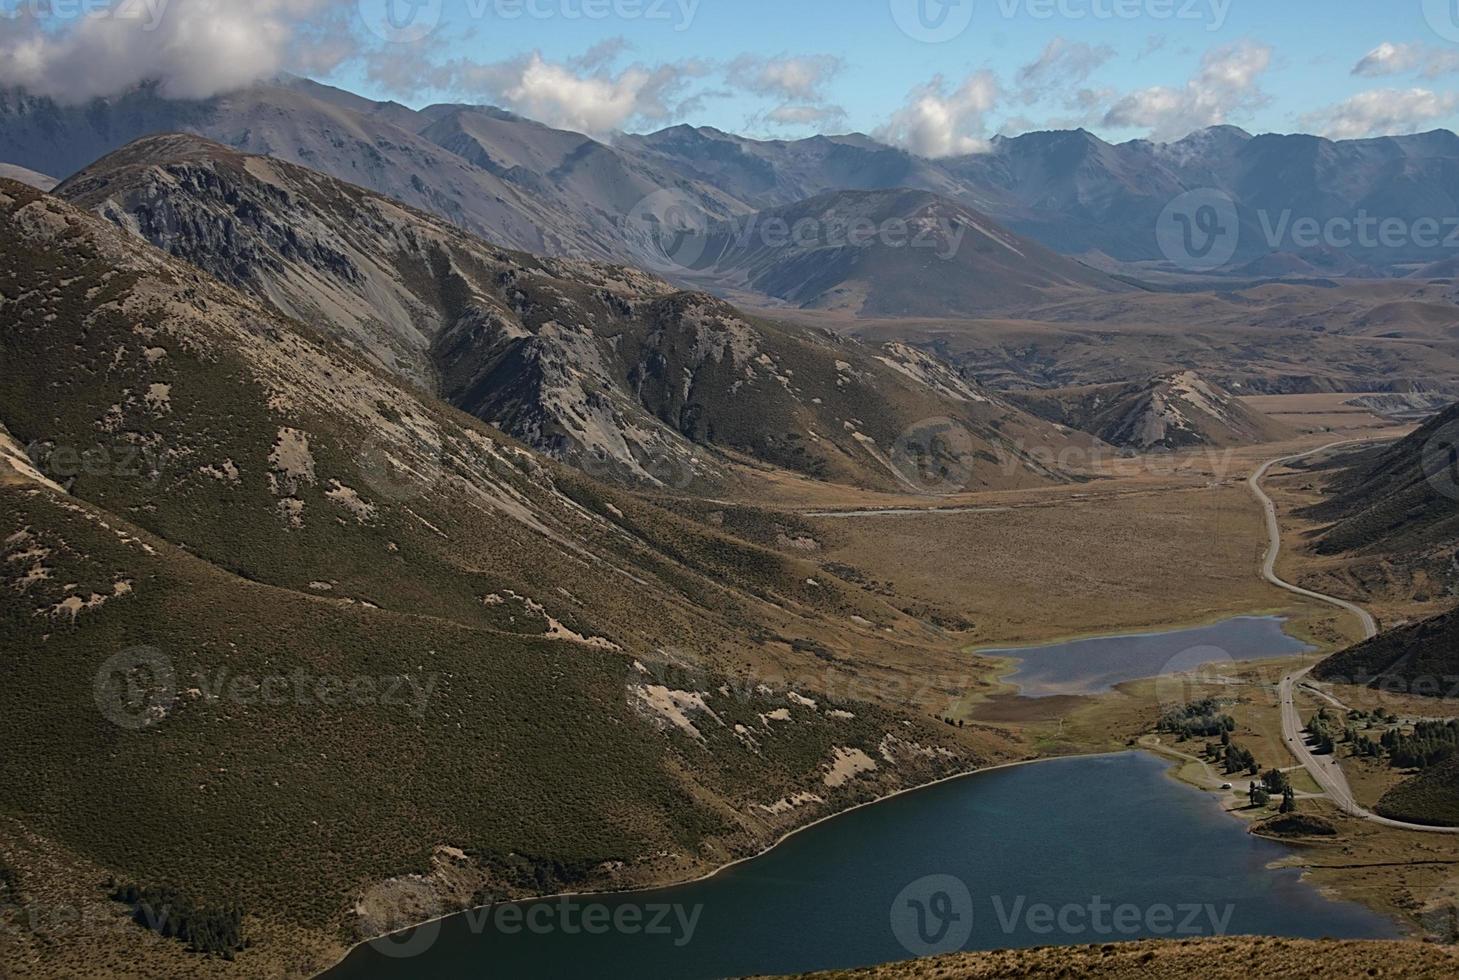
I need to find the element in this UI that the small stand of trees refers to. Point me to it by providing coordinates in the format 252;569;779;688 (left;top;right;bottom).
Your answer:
1159;699;1236;739
1382;720;1459;770
110;882;246;959
1305;709;1339;755
1211;741;1258;775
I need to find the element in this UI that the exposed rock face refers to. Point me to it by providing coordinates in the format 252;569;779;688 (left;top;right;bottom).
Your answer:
61;135;1089;493
1009;371;1289;452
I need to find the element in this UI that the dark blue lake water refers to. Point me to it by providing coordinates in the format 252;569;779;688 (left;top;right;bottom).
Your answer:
323;752;1394;979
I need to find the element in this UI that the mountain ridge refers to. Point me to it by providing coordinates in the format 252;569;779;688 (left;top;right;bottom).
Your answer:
57;133;1089;494
7;77;1459;283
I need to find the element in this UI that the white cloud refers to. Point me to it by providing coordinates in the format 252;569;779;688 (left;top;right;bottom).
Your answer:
1299;88;1459;140
875;72;999;158
434;52;710;137
1103;40;1271;141
1015;38;1114;105
727;54;843;102
0;0;356;103
1353;42;1459;79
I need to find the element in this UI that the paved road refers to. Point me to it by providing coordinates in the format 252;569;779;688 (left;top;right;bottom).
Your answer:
1249;444;1378;640
1251;443;1459;834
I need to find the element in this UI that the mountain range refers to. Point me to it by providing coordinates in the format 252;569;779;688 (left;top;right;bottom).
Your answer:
6;77;1459;301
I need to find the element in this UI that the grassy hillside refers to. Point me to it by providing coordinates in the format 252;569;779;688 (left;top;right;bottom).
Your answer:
1377;756;1459;828
1313;608;1459;695
0;178;1005;974
1303;402;1459;558
777;938;1459;979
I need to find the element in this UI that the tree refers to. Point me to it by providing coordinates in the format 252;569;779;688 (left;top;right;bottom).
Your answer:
1249;784;1271;807
1280;786;1297;814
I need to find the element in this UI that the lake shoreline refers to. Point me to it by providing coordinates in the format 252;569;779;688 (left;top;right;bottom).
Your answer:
316;750;1114;978
316;615;1369;977
319;748;1401;978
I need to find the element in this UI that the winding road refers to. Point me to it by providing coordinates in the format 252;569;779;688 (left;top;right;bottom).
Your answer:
1250;442;1459;834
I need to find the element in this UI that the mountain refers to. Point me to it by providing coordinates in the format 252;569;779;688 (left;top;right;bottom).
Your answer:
57;134;1088;494
629;120;1459;274
618;125;967;209
1233;246;1374;280
0;161;55;191
0;81;608;260
418;104;746;231
1007;372;1289;452
665;189;1128;317
1303;402;1459;559
1314;607;1459;695
12;78;1459;285
1;176;1012;971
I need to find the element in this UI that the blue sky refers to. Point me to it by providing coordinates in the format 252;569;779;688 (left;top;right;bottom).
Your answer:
323;0;1459;146
3;0;1458;152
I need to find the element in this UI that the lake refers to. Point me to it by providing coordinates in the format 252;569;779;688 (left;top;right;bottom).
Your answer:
985;616;1312;698
322;752;1395;979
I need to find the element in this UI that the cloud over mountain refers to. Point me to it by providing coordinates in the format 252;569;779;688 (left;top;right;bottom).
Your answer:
0;0;357;103
1102;40;1271;142
1300;87;1459;139
875;72;999;158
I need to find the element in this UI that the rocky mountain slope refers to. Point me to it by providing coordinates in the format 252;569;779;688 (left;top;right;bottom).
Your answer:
57;135;1087;494
0;177;1018;974
0;81;607;260
669;189;1127;316
1007;371;1288;451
